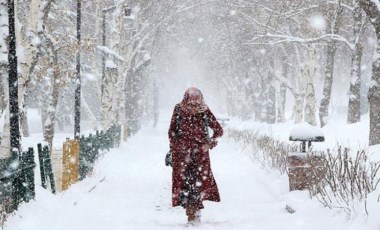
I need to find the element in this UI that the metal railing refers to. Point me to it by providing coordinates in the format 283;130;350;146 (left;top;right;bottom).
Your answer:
0;124;122;223
79;125;121;180
0;148;36;214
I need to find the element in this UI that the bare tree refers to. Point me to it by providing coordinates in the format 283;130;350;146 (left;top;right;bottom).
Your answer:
358;0;380;146
319;3;343;127
347;1;365;124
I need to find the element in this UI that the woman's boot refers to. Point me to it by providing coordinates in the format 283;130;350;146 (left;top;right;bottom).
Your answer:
186;207;196;222
194;210;201;223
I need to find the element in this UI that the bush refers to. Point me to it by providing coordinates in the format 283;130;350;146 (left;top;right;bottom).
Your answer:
228;128;380;217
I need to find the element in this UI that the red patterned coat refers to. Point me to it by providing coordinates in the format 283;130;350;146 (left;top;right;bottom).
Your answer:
168;104;223;207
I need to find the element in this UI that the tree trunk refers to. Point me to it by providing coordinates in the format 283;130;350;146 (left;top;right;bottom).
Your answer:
347;44;363;124
368;39;380;146
265;59;276;124
81;93;97;129
0;61;9;159
294;93;304;124
359;0;380;146
277;60;287;123
43;66;60;151
0;3;6;115
368;65;380;146
116;2;128;125
242;74;253;121
101;62;118;129
266;83;276;124
153;79;159;128
255;72;265;121
319;41;338;127
8;0;21;151
304;46;317;126
319;5;342;127
74;0;81;139
15;0;41;138
0;106;10;159
347;3;363;124
0;68;7;114
39;83;48;135
19;108;29;137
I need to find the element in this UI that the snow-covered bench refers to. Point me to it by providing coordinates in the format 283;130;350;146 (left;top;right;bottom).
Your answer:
289;122;325;152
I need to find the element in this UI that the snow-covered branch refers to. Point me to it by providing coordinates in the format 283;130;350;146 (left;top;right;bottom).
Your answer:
97;46;124;62
126;0;218;61
359;0;380;31
328;1;354;11
371;0;380;12
132;54;151;74
246;33;355;50
265;59;297;97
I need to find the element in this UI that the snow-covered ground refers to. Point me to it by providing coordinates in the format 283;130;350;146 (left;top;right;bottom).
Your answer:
3;109;379;230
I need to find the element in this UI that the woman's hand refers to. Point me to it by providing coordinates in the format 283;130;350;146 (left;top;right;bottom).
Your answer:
209;138;218;149
201;144;210;152
202;138;218;152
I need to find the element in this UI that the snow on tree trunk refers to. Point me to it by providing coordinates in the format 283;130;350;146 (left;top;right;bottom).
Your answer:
113;2;126;126
347;45;363;124
294;92;304;124
226;90;235;117
319;41;337;127
91;1;102;88
101;1;129;132
347;3;363;124
0;2;7;115
265;61;276;124
101;61;118;129
286;62;304;124
0;105;10;159
359;0;380;146
368;49;380;146
15;0;42;137
0;2;9;155
242;74;253;121
39;83;48;135
43;66;60;150
277;58;287;123
0;12;8;157
153;79;158;128
255;72;265;122
0;69;6;115
319;5;341;128
303;45;317;126
81;93;97;128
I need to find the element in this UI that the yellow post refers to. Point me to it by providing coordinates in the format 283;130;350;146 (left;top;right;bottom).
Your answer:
62;139;80;191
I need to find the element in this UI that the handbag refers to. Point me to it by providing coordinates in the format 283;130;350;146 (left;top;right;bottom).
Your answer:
165;151;172;167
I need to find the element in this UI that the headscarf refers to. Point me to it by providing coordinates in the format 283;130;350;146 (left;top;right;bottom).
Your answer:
180;87;208;114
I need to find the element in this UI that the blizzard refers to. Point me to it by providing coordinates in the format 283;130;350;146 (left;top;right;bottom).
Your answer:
3;110;377;230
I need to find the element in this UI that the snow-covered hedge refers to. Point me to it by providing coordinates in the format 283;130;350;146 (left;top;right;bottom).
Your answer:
228;128;380;218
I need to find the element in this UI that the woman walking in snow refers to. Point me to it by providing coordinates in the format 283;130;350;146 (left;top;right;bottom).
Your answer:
168;87;223;225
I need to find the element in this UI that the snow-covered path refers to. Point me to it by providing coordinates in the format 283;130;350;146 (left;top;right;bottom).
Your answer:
4;121;370;230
